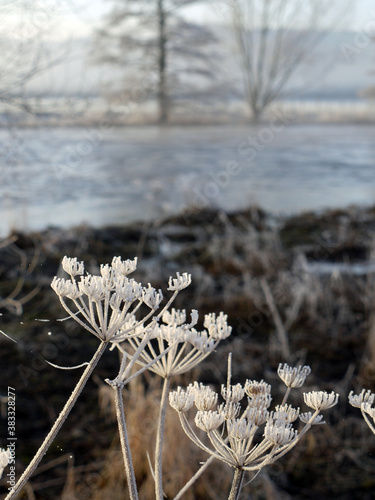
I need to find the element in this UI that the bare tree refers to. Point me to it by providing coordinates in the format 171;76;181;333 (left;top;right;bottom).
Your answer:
228;0;350;121
0;1;73;114
93;0;218;124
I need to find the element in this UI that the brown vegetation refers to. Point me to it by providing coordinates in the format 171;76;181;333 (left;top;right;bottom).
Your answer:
1;204;375;498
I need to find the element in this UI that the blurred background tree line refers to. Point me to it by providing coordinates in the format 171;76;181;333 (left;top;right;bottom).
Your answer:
1;0;366;124
92;0;352;123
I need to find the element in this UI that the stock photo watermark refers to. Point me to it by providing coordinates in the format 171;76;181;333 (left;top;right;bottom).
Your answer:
179;106;295;221
340;9;375;61
52;66;159;180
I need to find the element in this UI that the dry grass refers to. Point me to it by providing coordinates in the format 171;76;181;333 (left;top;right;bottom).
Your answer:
1;205;375;498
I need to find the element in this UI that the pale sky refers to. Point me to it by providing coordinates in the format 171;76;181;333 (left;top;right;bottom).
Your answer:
2;0;375;40
77;0;375;32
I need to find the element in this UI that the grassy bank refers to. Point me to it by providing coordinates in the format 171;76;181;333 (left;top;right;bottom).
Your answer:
1;204;375;499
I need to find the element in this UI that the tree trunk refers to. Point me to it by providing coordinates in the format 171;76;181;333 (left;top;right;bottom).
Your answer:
157;0;168;124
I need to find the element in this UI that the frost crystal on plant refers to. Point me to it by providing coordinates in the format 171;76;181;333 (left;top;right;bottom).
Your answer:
163;308;186;326
218;401;241;420
299;412;325;425
221;383;245;403
61;256;84;277
244;380;271;397
272;404;300;423
303;391;339;411
0;448;10;480
348;389;375;435
169;386;194;412
204;312;232;340
171;362;338;477
278;363;311;388
118;308;232;378
167;272;192;291
348;389;375;408
192;383;218;411
195;410;224;431
362;402;375;419
264;420;297;446
52;256;167;342
142;284;163;309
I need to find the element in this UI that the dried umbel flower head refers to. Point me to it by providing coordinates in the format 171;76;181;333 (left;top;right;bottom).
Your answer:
348;389;375;408
299;412;325;425
195;410;224;432
348;389;375;435
62;256;84;277
221;383;245;403
272;404;300;424
170;361;337;476
264;420;297;446
162;308;186;326
303;391;339;411
192;383;218;411
52;256;148;342
167;272;191;291
52;257;194;345
245;380;271;398
169;386;195;413
118;308;232;378
278;363;311;388
218;401;241;420
204;312;232;340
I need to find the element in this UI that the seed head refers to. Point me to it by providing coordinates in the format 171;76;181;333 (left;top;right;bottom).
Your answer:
51;277;81;299
264;420;297;446
303;391;339;411
169;386;195;413
168;272;191;291
245;379;271;398
362;402;375;419
192;383;218;411
218;401;241;420
299;412;326;425
195;410;224;432
278;363;311;388
221;383;245;403
204;312;232;340
142;284;163;309
62;256;84;277
188;329;215;354
348;389;375;408
111;256;137;276
247;407;269;426
163;308;186;326
247;393;272;410
272;404;300;423
227;418;256;440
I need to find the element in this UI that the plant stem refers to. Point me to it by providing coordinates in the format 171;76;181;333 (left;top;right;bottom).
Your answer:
155;376;170;500
361;407;375;435
6;341;107;500
174;455;216;500
228;468;244;500
114;386;139;500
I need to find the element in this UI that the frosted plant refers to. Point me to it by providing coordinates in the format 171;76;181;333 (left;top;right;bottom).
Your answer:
6;256;191;500
115;309;231;378
170;359;339;500
113;308;232;500
277;363;311;405
0;448;10;480
349;389;375;435
51;256;146;342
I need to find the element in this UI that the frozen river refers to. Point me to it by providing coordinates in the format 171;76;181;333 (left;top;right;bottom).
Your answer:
0;123;374;235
